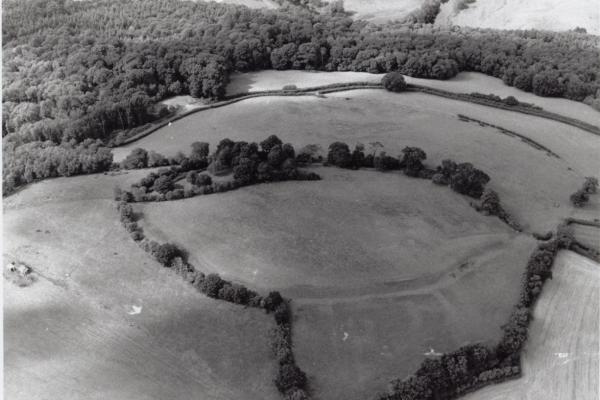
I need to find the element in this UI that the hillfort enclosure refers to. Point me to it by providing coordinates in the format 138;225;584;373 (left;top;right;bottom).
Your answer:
3;1;600;400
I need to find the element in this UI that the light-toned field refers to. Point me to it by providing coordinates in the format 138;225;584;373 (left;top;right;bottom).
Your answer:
463;251;600;400
209;0;277;9
160;95;206;112
226;70;382;96
402;72;600;127
226;70;600;126
137;167;536;399
325;0;423;23
3;172;279;400
436;0;600;35
113;86;600;234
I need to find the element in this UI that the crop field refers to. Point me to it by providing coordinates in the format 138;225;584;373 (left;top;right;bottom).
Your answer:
137;167;535;399
3;173;279;400
463;251;600;400
226;70;382;95
436;0;600;36
113;86;600;234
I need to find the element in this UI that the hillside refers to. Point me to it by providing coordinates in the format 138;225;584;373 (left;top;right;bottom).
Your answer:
3;172;280;400
436;0;600;35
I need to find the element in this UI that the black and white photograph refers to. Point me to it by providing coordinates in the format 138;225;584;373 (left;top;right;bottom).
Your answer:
2;0;599;399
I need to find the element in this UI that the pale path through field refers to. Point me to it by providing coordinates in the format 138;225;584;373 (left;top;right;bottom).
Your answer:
463;251;600;400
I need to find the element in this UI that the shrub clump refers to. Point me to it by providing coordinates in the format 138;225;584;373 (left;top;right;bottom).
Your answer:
382;72;407;92
570;176;598;207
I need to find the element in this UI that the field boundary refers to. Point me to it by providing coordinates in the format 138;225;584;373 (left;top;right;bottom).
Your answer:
407;84;600;136
456;114;561;158
115;83;382;147
113;81;600;149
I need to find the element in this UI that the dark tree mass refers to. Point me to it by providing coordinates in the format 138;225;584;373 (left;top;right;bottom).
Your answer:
3;0;600;194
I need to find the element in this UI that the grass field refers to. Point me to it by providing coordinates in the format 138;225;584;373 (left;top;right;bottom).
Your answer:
136;167;535;400
9;70;599;399
463;251;600;400
3;172;279;400
113;86;600;234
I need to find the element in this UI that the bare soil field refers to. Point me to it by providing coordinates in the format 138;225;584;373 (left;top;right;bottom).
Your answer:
113;88;600;233
137;167;535;400
436;0;600;36
463;251;600;400
3;172;279;400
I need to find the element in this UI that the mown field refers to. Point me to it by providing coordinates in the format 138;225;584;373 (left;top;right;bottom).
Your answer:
3;173;279;400
463;251;600;400
137;167;535;400
114;85;600;234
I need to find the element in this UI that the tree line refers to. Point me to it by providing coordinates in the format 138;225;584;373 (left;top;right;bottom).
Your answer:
116;135;321;203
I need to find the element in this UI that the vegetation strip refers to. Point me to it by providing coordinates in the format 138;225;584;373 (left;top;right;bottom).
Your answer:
456;114;561;158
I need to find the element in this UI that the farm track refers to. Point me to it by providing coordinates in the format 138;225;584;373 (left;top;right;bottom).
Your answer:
115;81;600;149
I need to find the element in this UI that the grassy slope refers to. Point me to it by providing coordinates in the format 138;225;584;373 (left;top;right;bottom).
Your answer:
436;0;600;36
463;251;600;400
137;167;535;400
113;88;600;233
3;172;279;400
